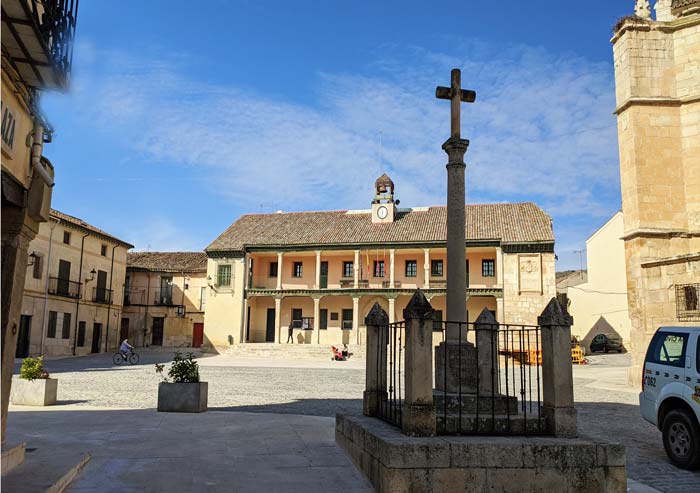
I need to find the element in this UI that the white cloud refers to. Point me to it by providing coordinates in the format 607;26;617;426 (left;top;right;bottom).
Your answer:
47;41;621;269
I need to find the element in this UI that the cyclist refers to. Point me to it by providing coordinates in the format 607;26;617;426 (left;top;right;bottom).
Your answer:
120;339;134;359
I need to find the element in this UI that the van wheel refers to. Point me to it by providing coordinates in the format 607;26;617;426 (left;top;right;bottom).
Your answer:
662;409;700;470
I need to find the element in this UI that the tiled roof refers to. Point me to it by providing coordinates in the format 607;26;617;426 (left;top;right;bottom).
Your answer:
206;203;554;253
50;209;134;248
127;252;208;273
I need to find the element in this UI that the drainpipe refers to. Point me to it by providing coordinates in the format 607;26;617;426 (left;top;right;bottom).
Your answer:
29;120;54;187
143;273;151;347
40;217;60;356
72;233;89;356
104;244;118;352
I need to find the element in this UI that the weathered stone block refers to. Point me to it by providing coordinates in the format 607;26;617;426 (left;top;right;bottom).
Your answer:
435;341;477;393
157;382;207;413
10;377;57;406
596;442;627;467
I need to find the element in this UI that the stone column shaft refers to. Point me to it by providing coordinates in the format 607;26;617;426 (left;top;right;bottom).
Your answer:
352;296;360;344
539;298;577;437
388;298;395;324
423;248;430;289
2;208;39;442
274;297;282;344
495;247;503;287
241;298;248;344
313;297;321;344
444;137;469;339
315;251;321;289
353;250;360;289
276;252;283;290
402;290;436;437
389;249;395;288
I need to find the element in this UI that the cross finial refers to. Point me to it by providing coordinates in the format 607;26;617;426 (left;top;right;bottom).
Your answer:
435;68;476;139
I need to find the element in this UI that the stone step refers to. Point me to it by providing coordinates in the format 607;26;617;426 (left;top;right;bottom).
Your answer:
433;390;518;414
437;412;546;435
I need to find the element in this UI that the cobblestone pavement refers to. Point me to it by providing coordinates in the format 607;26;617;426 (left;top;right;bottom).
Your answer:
13;350;699;491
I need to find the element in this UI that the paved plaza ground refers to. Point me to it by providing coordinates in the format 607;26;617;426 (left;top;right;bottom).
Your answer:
5;349;700;491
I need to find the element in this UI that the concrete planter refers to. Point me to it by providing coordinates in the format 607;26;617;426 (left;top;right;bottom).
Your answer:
157;382;208;413
10;378;58;406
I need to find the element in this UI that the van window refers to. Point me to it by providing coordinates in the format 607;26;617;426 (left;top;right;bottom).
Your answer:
647;332;688;368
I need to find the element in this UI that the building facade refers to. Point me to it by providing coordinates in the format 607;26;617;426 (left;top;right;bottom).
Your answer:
1;0;79;439
612;1;700;383
203;176;556;351
122;252;208;349
568;212;632;352
18;210;133;357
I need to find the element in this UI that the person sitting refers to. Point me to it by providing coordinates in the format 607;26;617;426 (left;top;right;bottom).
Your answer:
342;344;349;358
331;346;345;361
120;339;134;358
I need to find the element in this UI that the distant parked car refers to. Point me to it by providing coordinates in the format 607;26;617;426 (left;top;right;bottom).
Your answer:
589;333;623;353
640;326;700;470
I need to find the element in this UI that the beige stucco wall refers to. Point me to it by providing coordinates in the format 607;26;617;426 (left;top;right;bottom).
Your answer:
203;256;246;348
1;71;35;191
612;12;700;384
19;218;129;356
568;212;632;350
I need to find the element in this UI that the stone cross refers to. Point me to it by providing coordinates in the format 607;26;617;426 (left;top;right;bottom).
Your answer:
435;69;476;139
435;69;476;333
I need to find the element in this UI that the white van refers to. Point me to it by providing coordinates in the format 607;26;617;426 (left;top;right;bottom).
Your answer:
639;326;700;470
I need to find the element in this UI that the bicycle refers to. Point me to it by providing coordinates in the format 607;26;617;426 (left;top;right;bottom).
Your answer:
113;350;140;365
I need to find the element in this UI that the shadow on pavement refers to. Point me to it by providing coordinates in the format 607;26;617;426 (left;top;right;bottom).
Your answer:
210;398;363;417
13;348;217;375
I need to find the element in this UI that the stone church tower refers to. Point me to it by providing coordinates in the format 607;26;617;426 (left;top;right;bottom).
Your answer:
612;1;700;384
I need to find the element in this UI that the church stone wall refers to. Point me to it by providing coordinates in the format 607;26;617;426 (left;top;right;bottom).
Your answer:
612;12;700;384
502;252;556;326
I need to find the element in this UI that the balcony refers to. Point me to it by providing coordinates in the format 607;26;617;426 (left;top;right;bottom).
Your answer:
1;0;79;89
48;276;80;299
92;287;113;305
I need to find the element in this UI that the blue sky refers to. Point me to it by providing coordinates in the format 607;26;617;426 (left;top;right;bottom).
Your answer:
41;1;634;270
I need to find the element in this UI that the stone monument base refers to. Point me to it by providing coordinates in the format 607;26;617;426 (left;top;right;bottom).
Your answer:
336;414;626;493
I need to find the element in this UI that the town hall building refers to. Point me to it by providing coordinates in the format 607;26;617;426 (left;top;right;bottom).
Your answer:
202;175;556;350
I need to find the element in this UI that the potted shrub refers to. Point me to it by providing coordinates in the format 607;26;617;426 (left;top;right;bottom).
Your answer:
155;352;207;413
11;357;57;406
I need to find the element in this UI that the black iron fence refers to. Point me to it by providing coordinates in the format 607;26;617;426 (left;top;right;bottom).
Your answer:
48;276;81;299
433;320;544;436
377;320;404;428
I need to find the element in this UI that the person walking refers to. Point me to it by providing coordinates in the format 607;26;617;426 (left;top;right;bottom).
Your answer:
286;322;294;344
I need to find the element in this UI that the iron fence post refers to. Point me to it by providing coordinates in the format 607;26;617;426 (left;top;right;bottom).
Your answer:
402;290;436;436
538;298;577;437
364;303;388;417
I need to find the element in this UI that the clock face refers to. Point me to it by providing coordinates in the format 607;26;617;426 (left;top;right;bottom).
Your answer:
377;206;388;219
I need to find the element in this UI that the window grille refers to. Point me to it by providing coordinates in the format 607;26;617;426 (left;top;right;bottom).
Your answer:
217;265;232;286
676;284;700;322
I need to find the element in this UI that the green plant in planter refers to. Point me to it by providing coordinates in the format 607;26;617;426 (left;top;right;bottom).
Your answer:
155;352;200;383
20;356;50;381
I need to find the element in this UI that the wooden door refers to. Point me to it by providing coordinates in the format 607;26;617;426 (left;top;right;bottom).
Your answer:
91;323;102;353
192;323;204;348
96;270;108;302
57;259;71;295
291;308;302;328
320;262;328;289
152;317;164;346
265;308;275;342
119;317;129;342
15;315;31;358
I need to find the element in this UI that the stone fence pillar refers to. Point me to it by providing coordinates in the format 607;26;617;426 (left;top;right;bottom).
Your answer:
402;290;436;437
475;308;499;395
363;303;388;417
538;298;577;438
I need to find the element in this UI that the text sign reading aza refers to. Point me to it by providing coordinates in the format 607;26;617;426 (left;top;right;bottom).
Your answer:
1;101;17;150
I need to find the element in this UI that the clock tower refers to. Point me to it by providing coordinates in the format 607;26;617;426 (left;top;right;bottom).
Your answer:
371;173;397;224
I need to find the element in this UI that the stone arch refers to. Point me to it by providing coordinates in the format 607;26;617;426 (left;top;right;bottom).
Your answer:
360;295;389;322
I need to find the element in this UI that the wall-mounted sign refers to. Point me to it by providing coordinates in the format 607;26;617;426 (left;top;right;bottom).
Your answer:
1;101;16;150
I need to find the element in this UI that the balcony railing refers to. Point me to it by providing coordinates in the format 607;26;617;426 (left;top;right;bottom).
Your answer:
2;0;80;88
154;288;175;306
92;287;113;305
48;276;80;299
123;288;178;306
